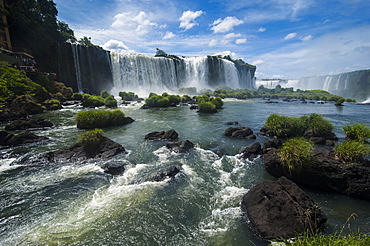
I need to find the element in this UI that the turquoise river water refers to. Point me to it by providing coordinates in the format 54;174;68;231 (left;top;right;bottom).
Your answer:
0;99;369;245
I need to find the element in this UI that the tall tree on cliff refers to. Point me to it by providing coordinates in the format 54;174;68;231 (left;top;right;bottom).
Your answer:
4;0;76;71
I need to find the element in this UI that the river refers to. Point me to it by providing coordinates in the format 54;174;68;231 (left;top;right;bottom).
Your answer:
1;99;369;245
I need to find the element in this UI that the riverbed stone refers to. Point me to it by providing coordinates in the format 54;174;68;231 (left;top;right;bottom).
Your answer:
224;127;254;139
166;140;194;153
145;129;178;140
241;176;327;239
5;117;54;130
240;142;262;159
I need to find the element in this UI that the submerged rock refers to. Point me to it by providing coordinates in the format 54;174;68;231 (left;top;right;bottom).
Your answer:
241;176;327;239
46;136;125;162
240;142;262;159
166;140;194;153
1;130;48;146
150;166;182;182
5;118;53;130
103;161;127;175
224;127;255;139
145;129;178;140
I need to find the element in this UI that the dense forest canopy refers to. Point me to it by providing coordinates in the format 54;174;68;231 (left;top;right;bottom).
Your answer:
3;0;76;71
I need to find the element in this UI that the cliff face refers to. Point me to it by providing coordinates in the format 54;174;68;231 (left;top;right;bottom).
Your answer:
298;69;370;101
56;43;114;95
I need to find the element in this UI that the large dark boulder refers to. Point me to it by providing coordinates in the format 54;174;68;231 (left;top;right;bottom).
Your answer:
5;131;48;146
0;131;14;145
240;142;262;159
11;95;45;116
224;127;255;139
103;161;127;175
48;136;125;161
263;147;370;201
241;176;327;239
166;140;194;153
145;129;178;140
5;118;53;130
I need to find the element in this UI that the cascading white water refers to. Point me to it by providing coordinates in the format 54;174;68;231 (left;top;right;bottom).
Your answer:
222;59;240;89
110;54;255;95
323;76;333;91
71;45;83;93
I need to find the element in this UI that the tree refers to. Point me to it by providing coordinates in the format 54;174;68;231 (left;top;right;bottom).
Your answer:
77;36;100;48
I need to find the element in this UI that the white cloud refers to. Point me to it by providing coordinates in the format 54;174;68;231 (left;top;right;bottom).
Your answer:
284;32;297;40
258;27;266;32
102;39;134;53
236;38;247;44
210;16;244;33
300;35;313;41
111;11;157;35
179;10;204;30
213;51;238;60
251;59;264;65
163;31;176;39
209;39;217;47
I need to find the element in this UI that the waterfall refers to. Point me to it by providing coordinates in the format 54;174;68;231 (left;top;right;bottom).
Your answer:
71;45;83;93
110;54;256;95
323;76;333;91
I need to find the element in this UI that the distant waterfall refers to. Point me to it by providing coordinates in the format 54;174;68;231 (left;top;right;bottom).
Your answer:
110;53;256;95
297;69;370;101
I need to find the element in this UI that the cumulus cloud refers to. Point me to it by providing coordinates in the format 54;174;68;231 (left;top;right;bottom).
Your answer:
111;11;157;35
209;39;218;47
258;27;266;32
213;51;238;60
163;31;176;39
251;59;265;65
179;10;204;30
210;16;244;33
235;38;247;44
102;39;134;53
300;35;313;41
284;32;297;40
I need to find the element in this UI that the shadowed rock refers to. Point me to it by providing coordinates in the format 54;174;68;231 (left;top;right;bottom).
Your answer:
241;176;327;239
145;129;178;140
5;118;53;130
166;140;194;153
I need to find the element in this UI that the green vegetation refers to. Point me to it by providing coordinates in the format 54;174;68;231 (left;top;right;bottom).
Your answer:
342;123;370;143
144;92;181;107
212;85;353;102
336;141;370;164
100;90;110;99
265;113;333;138
82;94;105;107
78;128;104;150
119;91;138;101
335;97;346;106
0;62;47;108
104;95;117;108
279;138;314;173
75;109;126;129
198;101;217;113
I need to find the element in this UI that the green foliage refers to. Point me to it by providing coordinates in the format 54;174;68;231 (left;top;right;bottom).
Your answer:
342;123;370;143
181;95;192;103
307;113;334;136
266;114;307;138
78;129;104;150
167;94;181;104
33;75;57;93
75;109;126;129
266;113;334;138
144;92;182;107
82;94;105;107
72;93;83;100
77;36;101;48
336;141;370;163
336;98;346;105
0;62;46;107
119;91;138;101
104;95;117;108
273;231;370;246
100;90;110;99
279;138;314;173
210;97;224;109
198;101;216;113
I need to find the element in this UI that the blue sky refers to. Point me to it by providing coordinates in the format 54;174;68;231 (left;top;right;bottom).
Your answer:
53;0;370;79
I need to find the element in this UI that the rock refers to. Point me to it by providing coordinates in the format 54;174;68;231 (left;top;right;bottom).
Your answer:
103;161;126;175
240;142;262;159
224;127;254;139
166;140;194;153
48;136;125;161
241;176;327;239
11;95;45;116
226;121;239;125
145;129;178;140
189;105;198;110
5;118;54;130
263;147;370;201
309;137;326;145
262;139;282;153
0;131;14;145
5;131;49;146
122;116;135;125
151;166;182;182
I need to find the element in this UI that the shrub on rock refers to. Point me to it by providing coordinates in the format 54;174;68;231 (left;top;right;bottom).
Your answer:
82;94;105;107
75;109;129;129
198;101;217;113
279;137;313;174
335;140;370;163
104;95;117;108
342;123;370;143
78;128;104;150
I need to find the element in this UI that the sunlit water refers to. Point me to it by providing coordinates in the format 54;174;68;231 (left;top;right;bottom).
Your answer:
1;99;369;245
